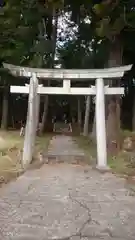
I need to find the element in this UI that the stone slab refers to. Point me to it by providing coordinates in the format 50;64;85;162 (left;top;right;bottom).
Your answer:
44;135;87;164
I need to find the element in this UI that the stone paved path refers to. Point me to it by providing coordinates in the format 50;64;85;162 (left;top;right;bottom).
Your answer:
46;136;87;163
0;136;135;239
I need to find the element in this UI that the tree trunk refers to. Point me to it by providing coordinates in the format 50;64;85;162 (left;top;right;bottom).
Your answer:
132;95;135;131
77;97;82;131
40;8;58;133
106;36;123;151
40;95;49;134
83;96;91;136
1;86;9;130
106;97;121;151
91;111;96;140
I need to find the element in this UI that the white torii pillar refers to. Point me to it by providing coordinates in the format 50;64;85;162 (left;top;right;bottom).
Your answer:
25;83;41;131
95;78;124;170
22;73;39;168
96;78;107;170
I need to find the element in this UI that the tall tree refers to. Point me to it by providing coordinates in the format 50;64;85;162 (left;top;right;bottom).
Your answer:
39;0;62;133
93;0;135;149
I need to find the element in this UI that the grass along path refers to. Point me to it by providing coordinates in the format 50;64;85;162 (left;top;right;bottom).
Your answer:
0;131;52;185
75;135;135;177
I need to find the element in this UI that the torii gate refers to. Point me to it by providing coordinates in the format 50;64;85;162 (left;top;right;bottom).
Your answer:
3;63;132;170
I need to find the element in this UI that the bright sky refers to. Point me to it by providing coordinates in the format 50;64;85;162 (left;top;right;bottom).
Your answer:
57;11;78;46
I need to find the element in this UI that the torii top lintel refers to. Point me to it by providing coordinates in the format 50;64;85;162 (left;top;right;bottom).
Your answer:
3;63;132;80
